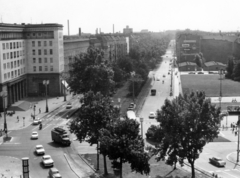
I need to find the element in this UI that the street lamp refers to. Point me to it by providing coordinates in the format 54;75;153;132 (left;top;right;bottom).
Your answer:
0;91;8;137
140;117;144;138
219;69;224;110
43;80;49;113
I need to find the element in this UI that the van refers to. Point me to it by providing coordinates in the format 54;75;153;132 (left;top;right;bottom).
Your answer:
151;89;156;96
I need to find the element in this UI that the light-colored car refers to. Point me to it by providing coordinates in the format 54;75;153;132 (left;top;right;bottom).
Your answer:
49;167;62;178
33;118;42;125
42;155;54;167
66;103;72;109
31;131;38;139
209;157;226;167
35;145;45;155
149;112;156;119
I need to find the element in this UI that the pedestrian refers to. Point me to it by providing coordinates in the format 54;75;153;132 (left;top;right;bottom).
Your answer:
222;125;224;130
232;127;235;133
235;131;237;136
17;116;19;122
39;108;41;114
233;124;235;130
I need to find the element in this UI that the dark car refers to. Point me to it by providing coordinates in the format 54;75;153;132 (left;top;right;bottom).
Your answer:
188;72;195;74
198;72;204;74
209;157;226;167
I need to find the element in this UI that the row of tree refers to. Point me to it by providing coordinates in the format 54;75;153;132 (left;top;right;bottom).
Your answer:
225;56;240;81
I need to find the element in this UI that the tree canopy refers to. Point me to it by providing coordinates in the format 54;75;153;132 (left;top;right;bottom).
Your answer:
151;91;221;178
99;118;150;178
68;47;114;95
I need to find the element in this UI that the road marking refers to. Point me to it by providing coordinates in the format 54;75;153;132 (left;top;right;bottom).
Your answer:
3;142;20;144
232;169;240;172
219;132;225;137
42;124;51;131
222;171;239;178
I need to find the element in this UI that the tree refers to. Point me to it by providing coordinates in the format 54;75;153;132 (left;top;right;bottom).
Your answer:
152;91;221;178
69;91;119;174
225;56;234;79
99;118;150;178
68;47;114;95
232;62;240;81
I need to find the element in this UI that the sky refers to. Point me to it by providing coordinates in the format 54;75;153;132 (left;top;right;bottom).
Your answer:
0;0;240;35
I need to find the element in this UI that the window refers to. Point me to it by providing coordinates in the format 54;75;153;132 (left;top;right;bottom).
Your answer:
14;61;16;68
33;66;36;72
44;58;47;63
3;64;6;69
2;43;5;50
11;71;13;78
17;42;19;48
49;41;53;46
50;58;53;63
15;70;17;77
11;62;13;69
38;49;41;55
7;63;10;69
33;58;36;63
39;58;42;63
10;52;13;59
49;49;53;55
19;42;21;48
8;72;10;78
7;53;9;59
6;43;9;49
10;43;12;49
32;50;35;55
45;66;48;71
4;73;7;79
39;66;42;71
38;41;41;47
44;49;47;55
18;69;20;76
44;41;47;46
14;52;16;58
3;53;5;60
32;41;35;47
17;51;19;57
23;58;25;64
50;66;53;71
20;59;22;65
14;42;16;49
23;50;24;56
21;68;23;74
17;60;20;67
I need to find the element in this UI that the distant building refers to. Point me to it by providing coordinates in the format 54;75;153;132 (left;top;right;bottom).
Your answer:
140;29;149;33
123;26;133;34
0;23;64;111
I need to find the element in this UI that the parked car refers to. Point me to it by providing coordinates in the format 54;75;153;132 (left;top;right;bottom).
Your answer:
49;167;62;178
42;155;54;167
209;157;226;167
31;131;38;139
188;72;195;74
35;145;45;155
149;112;156;119
66;103;72;109
198;72;204;74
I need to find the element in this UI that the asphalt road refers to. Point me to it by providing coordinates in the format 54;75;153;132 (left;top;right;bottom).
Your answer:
0;99;88;178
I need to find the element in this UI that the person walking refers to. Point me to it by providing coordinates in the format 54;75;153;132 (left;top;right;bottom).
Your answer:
39;108;41;114
235;131;238;136
17;116;19;122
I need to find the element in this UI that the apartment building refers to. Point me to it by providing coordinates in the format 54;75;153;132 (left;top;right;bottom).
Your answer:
0;23;64;111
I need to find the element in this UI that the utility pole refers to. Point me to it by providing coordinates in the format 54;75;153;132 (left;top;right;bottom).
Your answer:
237;116;240;162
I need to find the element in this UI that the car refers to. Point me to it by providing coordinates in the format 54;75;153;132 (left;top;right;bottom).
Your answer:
49;167;62;178
209;157;226;167
188;72;195;74
198;71;204;74
42;155;54;167
127;103;135;110
163;75;166;77
35;145;45;155
149;112;156;119
31;131;38;139
156;77;160;81
32;118;42;125
66;103;72;109
150;89;156;96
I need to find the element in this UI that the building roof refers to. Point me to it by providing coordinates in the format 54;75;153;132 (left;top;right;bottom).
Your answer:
204;61;217;66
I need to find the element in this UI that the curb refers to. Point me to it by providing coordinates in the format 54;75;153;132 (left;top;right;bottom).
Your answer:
77;153;96;172
226;151;240;166
63;153;81;178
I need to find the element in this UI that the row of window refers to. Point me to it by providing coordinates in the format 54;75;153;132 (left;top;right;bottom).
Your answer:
3;68;25;80
3;50;25;60
33;58;53;64
32;41;53;47
3;59;25;70
2;41;24;50
33;66;53;72
32;49;53;55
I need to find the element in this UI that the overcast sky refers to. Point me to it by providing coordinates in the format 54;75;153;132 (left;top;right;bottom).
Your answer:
0;0;240;35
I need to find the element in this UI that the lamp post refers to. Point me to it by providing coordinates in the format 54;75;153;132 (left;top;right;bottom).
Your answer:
0;91;8;137
43;80;49;113
219;69;224;110
33;105;36;120
140;117;144;138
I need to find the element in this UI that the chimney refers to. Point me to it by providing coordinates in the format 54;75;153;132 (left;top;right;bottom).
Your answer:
113;24;114;34
96;28;98;34
68;20;70;36
79;28;81;36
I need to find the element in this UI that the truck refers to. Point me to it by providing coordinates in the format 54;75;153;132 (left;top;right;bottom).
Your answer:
150;89;156;96
51;127;71;146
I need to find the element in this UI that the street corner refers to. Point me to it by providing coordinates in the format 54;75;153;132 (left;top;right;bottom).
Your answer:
226;151;240;166
0;156;22;177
